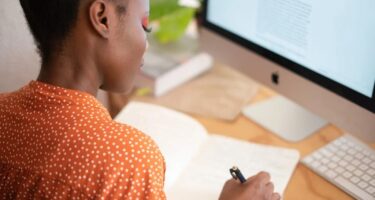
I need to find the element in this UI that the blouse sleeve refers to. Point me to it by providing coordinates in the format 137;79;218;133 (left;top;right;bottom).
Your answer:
112;133;167;200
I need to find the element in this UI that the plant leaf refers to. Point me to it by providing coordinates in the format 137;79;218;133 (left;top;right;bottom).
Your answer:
150;0;180;21
154;7;195;43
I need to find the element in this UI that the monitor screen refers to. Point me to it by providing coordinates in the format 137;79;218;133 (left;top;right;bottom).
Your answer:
204;0;375;111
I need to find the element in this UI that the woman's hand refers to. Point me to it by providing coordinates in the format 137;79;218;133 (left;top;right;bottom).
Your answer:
219;171;281;200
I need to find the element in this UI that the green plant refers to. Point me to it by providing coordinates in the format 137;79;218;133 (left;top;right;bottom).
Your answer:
150;0;198;43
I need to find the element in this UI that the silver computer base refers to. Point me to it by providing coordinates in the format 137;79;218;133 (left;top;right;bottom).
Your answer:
243;96;327;142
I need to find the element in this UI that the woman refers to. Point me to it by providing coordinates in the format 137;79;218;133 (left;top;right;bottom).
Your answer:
0;0;280;199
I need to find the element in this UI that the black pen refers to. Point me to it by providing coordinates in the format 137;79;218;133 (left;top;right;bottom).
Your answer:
230;166;246;183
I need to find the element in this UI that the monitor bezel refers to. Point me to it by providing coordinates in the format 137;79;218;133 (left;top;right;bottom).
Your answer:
201;0;375;113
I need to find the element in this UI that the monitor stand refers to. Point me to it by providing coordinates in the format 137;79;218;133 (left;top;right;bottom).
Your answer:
242;96;327;142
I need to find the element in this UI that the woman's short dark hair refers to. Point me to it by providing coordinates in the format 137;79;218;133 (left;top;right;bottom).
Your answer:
19;0;81;63
19;0;126;64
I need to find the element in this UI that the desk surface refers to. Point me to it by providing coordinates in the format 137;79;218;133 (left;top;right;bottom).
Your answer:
108;86;375;200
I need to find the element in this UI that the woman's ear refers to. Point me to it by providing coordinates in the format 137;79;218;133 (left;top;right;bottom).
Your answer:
89;0;111;38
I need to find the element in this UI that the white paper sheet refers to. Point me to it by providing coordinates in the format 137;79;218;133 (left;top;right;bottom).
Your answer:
167;135;300;200
115;102;208;189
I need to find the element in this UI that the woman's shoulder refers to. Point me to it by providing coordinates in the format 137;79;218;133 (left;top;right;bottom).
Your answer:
108;121;161;152
73;120;163;161
0;92;12;101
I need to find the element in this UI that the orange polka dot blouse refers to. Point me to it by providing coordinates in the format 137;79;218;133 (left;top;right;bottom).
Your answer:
0;81;166;199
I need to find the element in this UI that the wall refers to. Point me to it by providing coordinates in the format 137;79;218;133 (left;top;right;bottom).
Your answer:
0;0;39;92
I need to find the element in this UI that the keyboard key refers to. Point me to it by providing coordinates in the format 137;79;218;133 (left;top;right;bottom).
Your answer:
362;150;371;157
367;169;375;176
328;162;337;169
350;176;360;184
358;164;369;171
331;156;340;162
354;170;363;177
345;165;355;171
343;171;352;178
366;186;375;195
358;181;368;189
370;179;375;187
344;155;354;162
362;157;371;164
348;149;356;155
352;159;361;166
313;153;323;160
303;156;314;164
336;167;345;174
339;160;348;167
318;166;328;173
337;151;345;157
355;153;364;160
326;170;337;179
354;145;363;152
321;158;329;164
335;177;374;200
327;145;338;153
361;174;371;182
333;139;343;146
311;161;320;168
347;141;355;147
321;149;333;157
341;145;349;151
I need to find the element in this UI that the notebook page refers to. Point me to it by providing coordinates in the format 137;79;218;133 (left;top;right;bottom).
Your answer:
114;102;209;189
167;134;300;200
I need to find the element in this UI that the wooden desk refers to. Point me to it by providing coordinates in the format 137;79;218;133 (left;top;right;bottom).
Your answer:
108;86;375;200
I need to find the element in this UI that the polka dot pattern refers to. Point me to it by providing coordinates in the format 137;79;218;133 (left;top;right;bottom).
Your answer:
0;81;166;199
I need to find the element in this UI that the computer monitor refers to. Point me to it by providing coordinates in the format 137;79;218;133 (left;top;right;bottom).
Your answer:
200;0;375;142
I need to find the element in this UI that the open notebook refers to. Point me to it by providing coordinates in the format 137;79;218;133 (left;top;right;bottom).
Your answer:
115;102;300;199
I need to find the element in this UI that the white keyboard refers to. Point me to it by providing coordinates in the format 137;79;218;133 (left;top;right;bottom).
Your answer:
302;134;375;200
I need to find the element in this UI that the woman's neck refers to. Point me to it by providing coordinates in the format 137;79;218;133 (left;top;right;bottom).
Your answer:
37;51;101;97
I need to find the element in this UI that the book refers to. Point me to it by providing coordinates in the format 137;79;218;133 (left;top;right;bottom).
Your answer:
136;36;213;97
115;102;300;199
